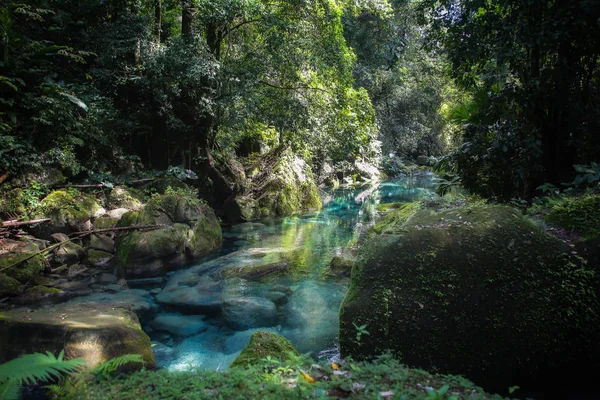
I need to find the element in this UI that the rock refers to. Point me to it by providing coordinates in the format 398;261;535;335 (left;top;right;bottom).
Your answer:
35;189;101;235
50;233;69;243
67;263;88;278
54;241;86;266
150;313;208;337
222;296;278;331
18;285;63;303
339;204;600;389
282;281;342;353
0;303;155;368
230;331;298;368
85;249;114;267
222;196;261;222
94;273;118;284
115;193;222;278
0;239;46;288
94;207;107;218
156;272;222;313
108;186;144;211
69;289;158;317
107;208;130;220
151;341;176;368
127;277;165;287
0;274;23;297
89;234;115;253
223;328;279;354
218;261;288;281
93;216;119;230
328;251;355;277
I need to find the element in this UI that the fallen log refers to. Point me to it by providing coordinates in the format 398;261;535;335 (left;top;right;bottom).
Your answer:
1;218;52;228
69;224;166;236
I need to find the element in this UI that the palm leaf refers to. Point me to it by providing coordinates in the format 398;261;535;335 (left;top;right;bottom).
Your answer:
0;379;20;400
0;351;84;386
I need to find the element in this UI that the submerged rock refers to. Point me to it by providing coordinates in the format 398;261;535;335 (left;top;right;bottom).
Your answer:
222;296;279;331
150;313;208;337
230;330;298;368
339;204;600;389
0;303;155;368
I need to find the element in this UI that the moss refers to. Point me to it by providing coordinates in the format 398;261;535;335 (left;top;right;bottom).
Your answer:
61;355;505;400
341;204;600;390
0;188;27;216
86;249;113;265
115;231;141;266
300;181;322;211
116;212;142;228
231;331;299;368
0;251;46;283
38;189;100;227
93;217;119;230
108;186;144;210
371;201;422;235
0;274;23;296
375;202;404;212
24;285;61;295
277;182;302;216
545;195;600;239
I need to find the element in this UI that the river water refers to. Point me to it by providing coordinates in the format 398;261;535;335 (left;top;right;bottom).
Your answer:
143;174;437;371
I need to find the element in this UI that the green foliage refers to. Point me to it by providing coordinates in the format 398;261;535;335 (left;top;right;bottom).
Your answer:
92;354;144;381
62;355;504;400
421;0;600;198
545;195;600;239
0;351;84;400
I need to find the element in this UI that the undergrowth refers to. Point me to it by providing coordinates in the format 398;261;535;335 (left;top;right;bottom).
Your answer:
62;354;507;400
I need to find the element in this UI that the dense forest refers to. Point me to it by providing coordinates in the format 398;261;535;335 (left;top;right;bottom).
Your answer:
0;0;599;399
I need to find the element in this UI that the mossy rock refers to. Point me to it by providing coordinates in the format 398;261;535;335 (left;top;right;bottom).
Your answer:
19;285;62;302
108;186;144;211
36;189;101;234
220;261;288;280
0;274;23;297
115;193;222;278
93;216;119;230
0;303;155;368
254;150;322;218
340;204;600;390
231;330;299;368
0;239;46;283
143;176;190;195
545;195;600;239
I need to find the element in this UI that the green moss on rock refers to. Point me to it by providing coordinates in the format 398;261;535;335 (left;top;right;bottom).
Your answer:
371;201;421;235
340;204;600;390
0;274;23;297
231;330;299;368
0;240;46;283
545;195;600;239
38;189;101;232
108;186;144;210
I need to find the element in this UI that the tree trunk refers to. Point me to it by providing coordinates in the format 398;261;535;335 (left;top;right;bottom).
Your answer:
154;0;162;43
182;0;196;37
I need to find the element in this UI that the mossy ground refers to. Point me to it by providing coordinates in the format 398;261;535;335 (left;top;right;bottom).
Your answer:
62;355;505;400
544;194;600;239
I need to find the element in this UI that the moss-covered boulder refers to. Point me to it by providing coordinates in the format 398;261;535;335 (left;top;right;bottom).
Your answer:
545;194;600;239
35;189;101;235
230;330;298;368
0;273;23;297
222;196;261;222
107;186;144;211
115;193;222;278
0;303;155;368
340;204;600;389
0;239;46;291
247;148;322;218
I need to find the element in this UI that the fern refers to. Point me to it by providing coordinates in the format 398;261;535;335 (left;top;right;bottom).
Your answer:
0;350;84;400
93;354;144;381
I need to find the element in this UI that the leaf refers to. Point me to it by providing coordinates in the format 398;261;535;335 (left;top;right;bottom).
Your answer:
0;378;20;400
60;92;88;112
0;351;84;386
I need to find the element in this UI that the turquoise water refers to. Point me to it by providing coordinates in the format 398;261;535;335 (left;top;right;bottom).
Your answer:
144;174;437;371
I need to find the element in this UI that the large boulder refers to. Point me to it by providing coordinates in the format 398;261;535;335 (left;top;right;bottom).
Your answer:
0;239;46;296
339;204;600;389
115;193;222;278
34;189;101;236
230;330;298;368
107;186;144;211
222;296;279;331
0;303;155;368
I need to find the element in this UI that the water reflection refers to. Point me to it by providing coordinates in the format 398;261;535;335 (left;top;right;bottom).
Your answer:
147;174;436;370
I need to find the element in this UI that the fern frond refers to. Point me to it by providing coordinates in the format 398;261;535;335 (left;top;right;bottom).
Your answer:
0;351;84;386
93;354;144;380
0;378;21;400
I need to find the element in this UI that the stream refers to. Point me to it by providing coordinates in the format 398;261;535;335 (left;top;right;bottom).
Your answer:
136;173;437;371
